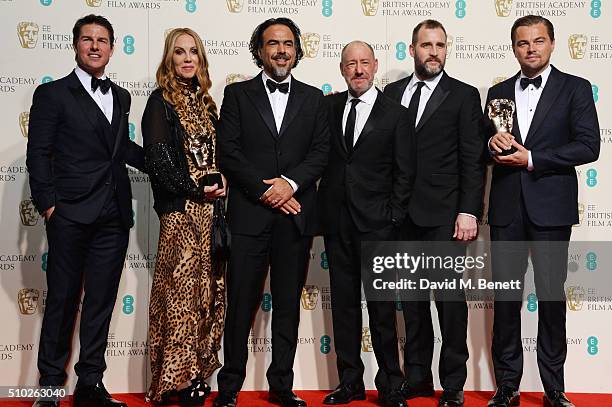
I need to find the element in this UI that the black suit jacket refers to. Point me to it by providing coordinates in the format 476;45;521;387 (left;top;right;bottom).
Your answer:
484;66;600;227
26;71;145;229
217;73;330;236
384;72;484;227
318;90;415;234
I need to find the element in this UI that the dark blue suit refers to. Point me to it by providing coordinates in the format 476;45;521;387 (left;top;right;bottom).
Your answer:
26;70;144;386
484;65;599;391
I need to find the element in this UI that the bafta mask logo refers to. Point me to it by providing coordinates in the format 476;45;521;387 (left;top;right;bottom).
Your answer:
300;285;320;310
494;0;513;17
85;0;103;6
568;34;588;60
17;22;39;49
19;112;30;138
301;33;321;58
18;288;40;315
361;0;379;16
225;73;250;85
361;327;373;352
226;0;244;13
492;76;507;85
566;286;585;311
20;199;39;226
446;35;454;57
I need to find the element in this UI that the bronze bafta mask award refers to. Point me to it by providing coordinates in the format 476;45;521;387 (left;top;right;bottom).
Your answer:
188;133;210;169
487;98;517;156
188;131;222;186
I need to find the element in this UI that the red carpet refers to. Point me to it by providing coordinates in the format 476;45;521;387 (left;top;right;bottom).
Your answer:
4;391;611;406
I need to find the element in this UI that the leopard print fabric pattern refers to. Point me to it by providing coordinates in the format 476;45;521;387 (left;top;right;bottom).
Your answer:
147;85;225;402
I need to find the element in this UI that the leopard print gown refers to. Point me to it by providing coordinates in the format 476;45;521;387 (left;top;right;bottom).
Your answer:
147;86;225;402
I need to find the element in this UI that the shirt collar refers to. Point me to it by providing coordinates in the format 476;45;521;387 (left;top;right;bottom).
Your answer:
409;70;444;92
262;70;291;91
347;84;377;106
75;66;108;91
518;64;552;89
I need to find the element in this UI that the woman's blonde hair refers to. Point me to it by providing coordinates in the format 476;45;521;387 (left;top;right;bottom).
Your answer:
156;28;217;115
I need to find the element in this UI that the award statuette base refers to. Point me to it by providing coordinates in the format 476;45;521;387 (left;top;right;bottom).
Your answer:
498;145;518;156
204;172;223;187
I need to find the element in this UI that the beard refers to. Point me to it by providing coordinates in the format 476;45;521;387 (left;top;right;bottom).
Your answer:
272;66;290;79
414;54;445;79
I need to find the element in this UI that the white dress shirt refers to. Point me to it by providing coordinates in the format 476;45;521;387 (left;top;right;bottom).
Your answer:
515;64;552;170
262;71;290;133
74;65;113;123
342;85;378;145
400;71;444;127
260;71;298;192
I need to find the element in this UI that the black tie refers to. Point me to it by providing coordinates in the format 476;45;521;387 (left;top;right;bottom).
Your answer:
344;98;361;152
266;79;289;94
520;75;542;90
91;76;111;94
407;81;425;129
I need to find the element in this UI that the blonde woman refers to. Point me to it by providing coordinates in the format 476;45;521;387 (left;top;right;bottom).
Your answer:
142;28;225;405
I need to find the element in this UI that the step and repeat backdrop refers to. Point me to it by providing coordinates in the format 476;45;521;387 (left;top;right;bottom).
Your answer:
1;0;611;396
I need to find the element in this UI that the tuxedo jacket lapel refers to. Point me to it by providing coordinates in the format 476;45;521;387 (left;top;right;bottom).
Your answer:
245;74;278;139
279;78;306;137
67;73;112;154
110;83;127;157
334;91;348;155
353;90;383;152
416;73;450;133
388;76;411;102
525;66;564;145
495;73;523;144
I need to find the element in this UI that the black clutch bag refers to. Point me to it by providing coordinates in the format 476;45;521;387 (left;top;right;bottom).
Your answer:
211;198;231;262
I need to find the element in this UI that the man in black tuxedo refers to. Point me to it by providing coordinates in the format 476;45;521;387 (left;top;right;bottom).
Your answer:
26;14;144;407
484;16;599;407
215;18;329;407
384;20;484;407
319;41;414;407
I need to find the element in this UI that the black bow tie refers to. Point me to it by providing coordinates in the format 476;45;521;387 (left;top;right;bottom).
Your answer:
266;79;289;94
520;75;542;90
91;76;111;94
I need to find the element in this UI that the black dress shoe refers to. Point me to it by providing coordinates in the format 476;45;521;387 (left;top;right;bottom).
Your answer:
377;390;408;407
544;391;574;407
323;384;366;405
213;391;238;407
438;390;464;407
399;381;435;399
269;390;307;407
32;398;59;407
487;386;520;407
72;382;127;407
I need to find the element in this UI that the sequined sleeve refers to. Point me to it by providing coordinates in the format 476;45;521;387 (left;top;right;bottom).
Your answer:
142;93;203;199
144;143;203;198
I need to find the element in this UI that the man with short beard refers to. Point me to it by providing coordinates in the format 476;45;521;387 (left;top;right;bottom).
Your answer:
215;17;329;407
384;19;484;407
